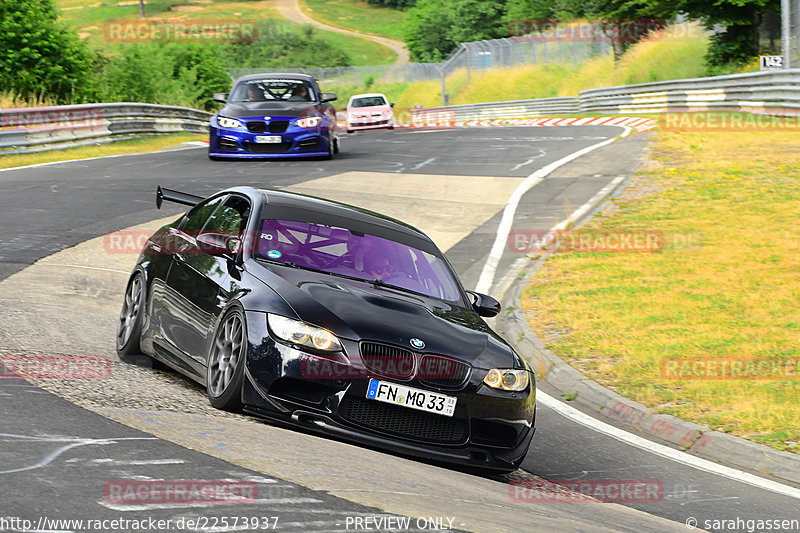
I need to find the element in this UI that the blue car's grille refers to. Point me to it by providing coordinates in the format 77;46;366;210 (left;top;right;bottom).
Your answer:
268;121;290;133
245;120;291;134
246;121;267;133
242;141;292;153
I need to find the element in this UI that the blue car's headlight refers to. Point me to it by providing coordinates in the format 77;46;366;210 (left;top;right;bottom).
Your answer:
217;116;244;129
296;116;322;128
483;369;530;391
268;314;342;352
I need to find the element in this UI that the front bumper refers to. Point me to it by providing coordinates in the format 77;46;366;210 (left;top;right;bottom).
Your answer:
242;312;536;472
209;115;333;159
347;117;394;131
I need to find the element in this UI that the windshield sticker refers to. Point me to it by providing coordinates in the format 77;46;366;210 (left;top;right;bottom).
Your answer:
266;250;282;259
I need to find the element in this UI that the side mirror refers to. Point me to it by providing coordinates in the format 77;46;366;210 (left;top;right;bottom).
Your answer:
466;290;501;317
212;92;228;104
320;92;338;103
197;233;240;256
390;102;395;108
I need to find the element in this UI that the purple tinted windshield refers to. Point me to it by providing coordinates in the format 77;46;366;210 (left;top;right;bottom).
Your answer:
256;219;461;302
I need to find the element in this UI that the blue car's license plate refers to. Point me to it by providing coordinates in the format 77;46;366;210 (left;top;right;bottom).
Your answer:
366;379;456;417
255;135;281;144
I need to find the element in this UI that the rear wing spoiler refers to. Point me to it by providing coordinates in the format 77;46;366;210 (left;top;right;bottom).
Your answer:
156;186;204;209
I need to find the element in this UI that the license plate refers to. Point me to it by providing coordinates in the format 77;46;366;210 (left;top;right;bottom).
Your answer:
255;135;281;144
366;379;456;417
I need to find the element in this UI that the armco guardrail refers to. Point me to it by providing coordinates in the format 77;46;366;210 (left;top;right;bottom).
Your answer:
0;103;212;155
578;69;800;114
409;97;579;124
411;69;800;126
5;69;800;154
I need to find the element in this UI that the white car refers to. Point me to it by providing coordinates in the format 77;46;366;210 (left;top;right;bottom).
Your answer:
345;93;394;133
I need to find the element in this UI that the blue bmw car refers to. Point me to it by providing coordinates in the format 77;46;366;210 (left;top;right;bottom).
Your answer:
209;73;340;160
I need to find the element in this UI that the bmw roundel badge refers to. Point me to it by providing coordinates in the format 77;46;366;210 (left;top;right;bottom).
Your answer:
409;338;425;350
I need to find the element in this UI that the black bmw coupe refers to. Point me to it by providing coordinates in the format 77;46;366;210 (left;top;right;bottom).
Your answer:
117;186;536;472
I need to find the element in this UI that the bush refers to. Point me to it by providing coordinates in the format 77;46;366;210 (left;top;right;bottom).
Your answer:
220;20;351;69
100;43;230;110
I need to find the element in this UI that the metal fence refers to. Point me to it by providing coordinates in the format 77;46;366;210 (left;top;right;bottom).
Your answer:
229;36;612;105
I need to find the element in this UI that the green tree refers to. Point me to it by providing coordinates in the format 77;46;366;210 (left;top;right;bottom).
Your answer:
0;0;93;102
676;0;779;66
405;0;507;61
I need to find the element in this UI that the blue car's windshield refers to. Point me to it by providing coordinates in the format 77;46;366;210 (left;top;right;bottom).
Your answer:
255;218;462;302
231;79;314;102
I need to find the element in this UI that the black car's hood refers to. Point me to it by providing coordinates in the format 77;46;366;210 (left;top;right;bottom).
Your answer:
220;101;318;119
251;263;516;368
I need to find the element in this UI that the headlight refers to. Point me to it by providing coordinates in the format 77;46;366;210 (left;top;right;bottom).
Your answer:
296;116;322;128
483;369;530;391
267;314;342;352
217;116;243;129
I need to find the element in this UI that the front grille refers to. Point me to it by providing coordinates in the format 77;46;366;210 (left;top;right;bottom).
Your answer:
242;141;292;153
268;120;290;133
418;354;471;389
339;396;466;443
246;121;266;133
360;342;415;379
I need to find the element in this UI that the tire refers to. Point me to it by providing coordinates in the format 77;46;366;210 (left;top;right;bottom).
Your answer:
333;137;340;154
116;272;145;359
324;136;335;160
206;308;247;411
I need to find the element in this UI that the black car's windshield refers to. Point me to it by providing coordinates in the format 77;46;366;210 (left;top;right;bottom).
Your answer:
255;218;462;302
231;79;314;102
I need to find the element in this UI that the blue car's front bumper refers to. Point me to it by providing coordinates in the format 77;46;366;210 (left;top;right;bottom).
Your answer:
209;115;334;159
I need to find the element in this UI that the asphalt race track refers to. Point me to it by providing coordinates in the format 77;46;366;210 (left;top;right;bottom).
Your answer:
1;127;799;532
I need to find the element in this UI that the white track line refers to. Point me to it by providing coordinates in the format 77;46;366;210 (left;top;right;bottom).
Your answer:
474;125;631;294
538;392;800;500
0;145;203;173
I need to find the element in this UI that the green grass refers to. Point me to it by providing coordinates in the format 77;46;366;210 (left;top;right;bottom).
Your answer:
301;0;407;41
522;125;800;453
55;0;394;66
0;133;204;170
313;27;396;65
